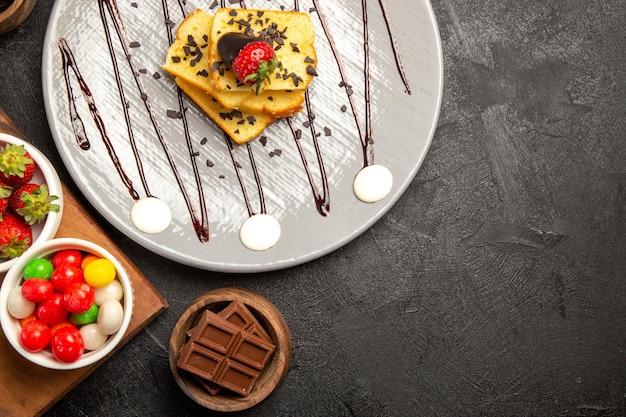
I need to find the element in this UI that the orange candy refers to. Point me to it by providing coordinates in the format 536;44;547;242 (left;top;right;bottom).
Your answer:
19;314;36;327
50;320;73;336
81;254;100;270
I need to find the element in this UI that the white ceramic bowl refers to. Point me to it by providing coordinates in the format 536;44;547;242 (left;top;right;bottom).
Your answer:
0;238;134;370
0;132;63;273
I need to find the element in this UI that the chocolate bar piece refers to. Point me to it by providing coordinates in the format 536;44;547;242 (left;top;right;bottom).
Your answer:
177;342;223;381
231;330;275;370
214;358;260;396
195;314;240;354
177;307;276;396
218;300;273;343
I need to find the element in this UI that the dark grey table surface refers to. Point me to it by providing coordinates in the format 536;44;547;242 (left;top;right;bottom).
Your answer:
1;1;625;416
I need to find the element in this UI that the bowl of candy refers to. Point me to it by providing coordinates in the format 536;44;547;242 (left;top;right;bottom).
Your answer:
169;287;292;412
0;238;133;370
0;132;63;273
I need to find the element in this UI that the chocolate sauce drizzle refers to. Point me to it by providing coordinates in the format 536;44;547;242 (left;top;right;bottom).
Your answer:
60;0;210;241
310;0;370;168
224;134;267;217
361;0;373;166
97;0;152;199
286;90;331;216
99;0;209;242
376;0;411;95
58;41;90;152
311;0;411;168
289;0;331;216
160;0;211;241
58;38;140;201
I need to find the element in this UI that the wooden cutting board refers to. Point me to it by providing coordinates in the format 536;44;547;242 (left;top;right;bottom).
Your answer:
0;107;168;417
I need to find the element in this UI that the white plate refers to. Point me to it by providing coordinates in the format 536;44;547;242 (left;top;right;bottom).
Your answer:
42;0;442;272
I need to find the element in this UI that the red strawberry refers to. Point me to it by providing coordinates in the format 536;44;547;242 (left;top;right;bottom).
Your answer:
0;183;12;217
217;33;281;94
0;144;35;185
0;213;32;259
9;183;60;225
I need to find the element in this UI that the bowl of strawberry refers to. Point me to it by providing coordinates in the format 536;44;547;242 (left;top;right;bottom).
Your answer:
0;133;63;273
0;238;133;370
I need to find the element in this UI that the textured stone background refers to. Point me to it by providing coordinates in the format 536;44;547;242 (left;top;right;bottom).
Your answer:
1;0;625;416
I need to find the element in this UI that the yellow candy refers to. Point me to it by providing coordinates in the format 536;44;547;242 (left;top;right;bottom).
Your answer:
83;258;116;288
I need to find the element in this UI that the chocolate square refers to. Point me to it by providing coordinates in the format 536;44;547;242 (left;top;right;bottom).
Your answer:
231;331;275;370
194;311;240;354
177;342;224;381
213;358;260;396
219;300;273;343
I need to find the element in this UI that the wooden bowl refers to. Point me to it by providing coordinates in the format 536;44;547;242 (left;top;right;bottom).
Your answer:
169;287;291;412
0;0;36;35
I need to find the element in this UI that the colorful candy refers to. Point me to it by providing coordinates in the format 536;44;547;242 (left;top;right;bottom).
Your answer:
7;286;35;319
50;263;83;292
20;319;51;352
21;278;54;303
7;249;125;363
51;325;84;363
84;258;115;288
79;323;107;351
80;253;99;270
63;282;95;314
52;249;83;269
97;299;124;335
35;293;68;325
69;303;99;326
94;280;123;305
22;258;54;280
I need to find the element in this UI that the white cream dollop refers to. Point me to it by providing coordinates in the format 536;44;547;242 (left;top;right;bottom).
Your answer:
130;197;172;234
240;214;281;251
353;164;393;203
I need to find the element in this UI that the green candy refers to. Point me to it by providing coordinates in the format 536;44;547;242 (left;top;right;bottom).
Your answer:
69;303;99;325
22;258;54;280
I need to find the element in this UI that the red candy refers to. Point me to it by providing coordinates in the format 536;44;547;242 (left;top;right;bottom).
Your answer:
52;249;83;269
21;278;54;303
50;263;84;292
50;325;84;363
36;293;68;325
20;319;51;352
63;282;95;314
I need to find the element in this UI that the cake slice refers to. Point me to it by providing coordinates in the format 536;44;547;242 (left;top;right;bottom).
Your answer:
208;8;317;93
163;9;306;117
175;77;275;145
